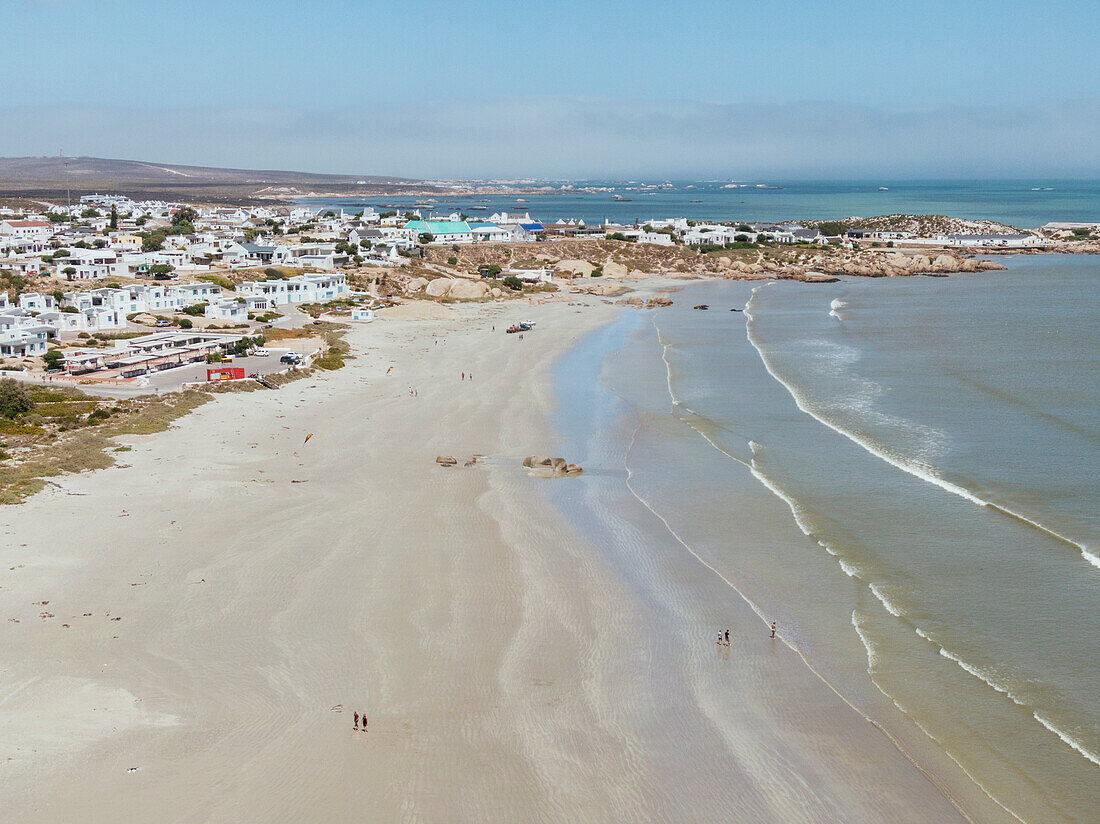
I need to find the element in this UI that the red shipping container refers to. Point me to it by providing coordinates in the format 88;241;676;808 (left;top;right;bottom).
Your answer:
207;367;245;382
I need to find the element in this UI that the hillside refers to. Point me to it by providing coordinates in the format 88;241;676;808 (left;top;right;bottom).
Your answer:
803;214;1028;235
0;156;418;204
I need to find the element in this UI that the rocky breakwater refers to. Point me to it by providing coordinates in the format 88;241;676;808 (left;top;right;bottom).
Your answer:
522;456;583;477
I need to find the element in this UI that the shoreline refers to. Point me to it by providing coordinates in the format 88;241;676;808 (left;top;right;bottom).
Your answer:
0;286;984;822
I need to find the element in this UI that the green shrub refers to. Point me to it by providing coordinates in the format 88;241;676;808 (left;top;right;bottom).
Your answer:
447;256;458;266
0;379;35;417
178;318;193;329
42;349;65;369
502;276;523;290
182;303;208;316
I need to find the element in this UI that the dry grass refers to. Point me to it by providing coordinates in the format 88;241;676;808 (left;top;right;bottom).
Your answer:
0;388;210;505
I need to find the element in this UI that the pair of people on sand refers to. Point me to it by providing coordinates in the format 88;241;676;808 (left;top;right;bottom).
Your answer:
353;711;368;731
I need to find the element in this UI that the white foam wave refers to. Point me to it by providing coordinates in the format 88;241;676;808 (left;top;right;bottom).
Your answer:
851;610;880;668
869;582;903;616
829;298;847;320
937;646;1025;706
744;286;990;508
651;316;682;406
924;637;1100;772
838;558;859;578
1033;714;1100;767
745;284;1096;566
746;441;815;539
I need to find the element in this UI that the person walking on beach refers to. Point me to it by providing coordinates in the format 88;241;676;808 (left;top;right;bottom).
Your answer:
724;629;730;646
770;622;777;639
353;711;359;730
461;371;465;381
361;713;368;731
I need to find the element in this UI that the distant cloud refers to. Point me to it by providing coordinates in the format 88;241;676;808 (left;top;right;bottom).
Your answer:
2;98;1098;179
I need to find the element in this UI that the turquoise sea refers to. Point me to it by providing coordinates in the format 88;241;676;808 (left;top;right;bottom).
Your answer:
299;179;1100;229
548;255;1099;823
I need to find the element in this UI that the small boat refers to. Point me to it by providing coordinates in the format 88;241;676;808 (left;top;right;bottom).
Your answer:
613;194;632;201
878;187;889;191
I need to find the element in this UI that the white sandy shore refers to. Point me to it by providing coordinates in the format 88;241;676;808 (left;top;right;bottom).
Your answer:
0;291;971;822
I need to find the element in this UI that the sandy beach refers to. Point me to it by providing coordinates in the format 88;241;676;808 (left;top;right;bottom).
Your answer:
0;292;975;822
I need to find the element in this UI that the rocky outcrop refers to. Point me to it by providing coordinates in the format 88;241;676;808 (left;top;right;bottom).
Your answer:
554;259;596;277
425;278;454;298
572;282;630;296
132;313;158;326
447;280;489;299
523;455;583;477
423;277;490;299
798;271;840;283
602;261;629;278
437;455;482;467
618;295;673;309
404;277;429;294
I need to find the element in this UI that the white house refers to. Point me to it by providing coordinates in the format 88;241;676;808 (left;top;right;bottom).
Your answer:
236;272;348;306
60;249;127;280
0;256;42;276
638;231;674;246
0;220;54;242
19;293;57;312
0;314;53;357
205;297;248;321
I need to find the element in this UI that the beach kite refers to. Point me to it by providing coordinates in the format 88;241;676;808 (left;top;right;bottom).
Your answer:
303;433;313;444
386;366;393;374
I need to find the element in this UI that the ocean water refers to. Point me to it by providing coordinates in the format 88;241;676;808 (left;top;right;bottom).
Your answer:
551;255;1099;822
299;179;1100;229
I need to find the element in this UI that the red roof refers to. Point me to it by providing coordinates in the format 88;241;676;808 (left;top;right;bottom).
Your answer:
4;220;51;227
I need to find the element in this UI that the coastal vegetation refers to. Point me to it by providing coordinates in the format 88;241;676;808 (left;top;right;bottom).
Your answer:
0;384;210;504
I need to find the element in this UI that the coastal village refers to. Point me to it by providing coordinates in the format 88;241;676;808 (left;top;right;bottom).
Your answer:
4;192;1097;386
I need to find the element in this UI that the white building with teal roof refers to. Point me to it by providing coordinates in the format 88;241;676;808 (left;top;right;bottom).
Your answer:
404;220;474;244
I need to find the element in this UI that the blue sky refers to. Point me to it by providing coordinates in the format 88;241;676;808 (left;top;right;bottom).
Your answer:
3;0;1099;178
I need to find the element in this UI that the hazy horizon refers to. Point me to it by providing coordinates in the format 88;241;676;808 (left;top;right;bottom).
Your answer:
4;0;1099;179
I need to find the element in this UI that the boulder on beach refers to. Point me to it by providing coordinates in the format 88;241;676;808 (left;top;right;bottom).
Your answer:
645;296;673;308
693;304;709;310
447;280;489;299
603;261;629;278
425;278;454;298
435;456;457;466
522;456;584;477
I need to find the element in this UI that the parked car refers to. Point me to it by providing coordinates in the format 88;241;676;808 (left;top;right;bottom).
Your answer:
252;348;270;357
155;319;171;328
280;353;302;365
